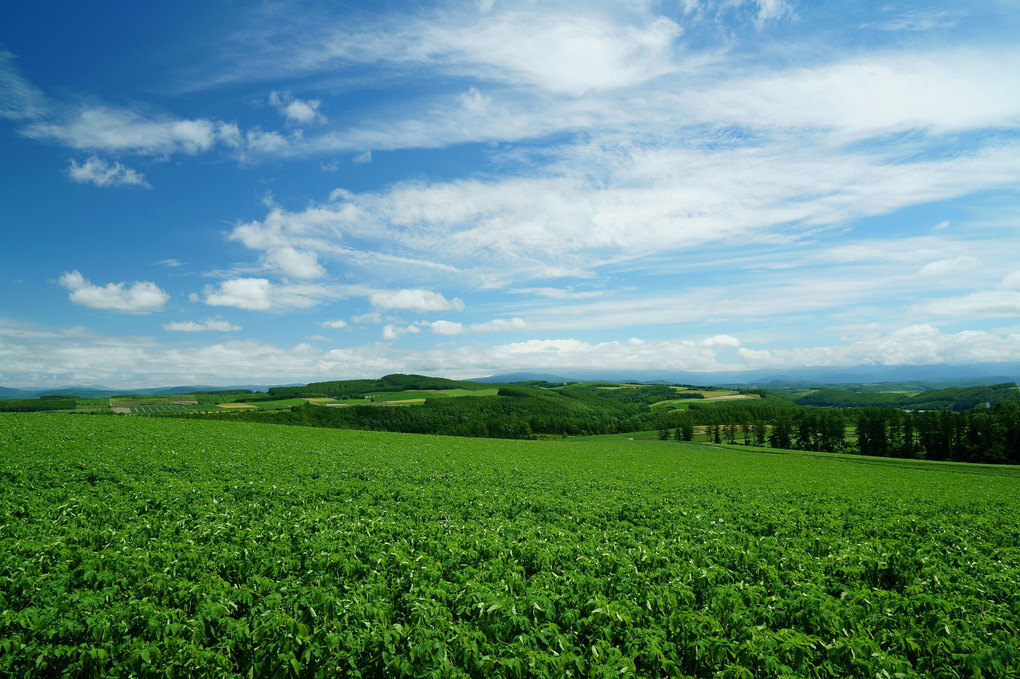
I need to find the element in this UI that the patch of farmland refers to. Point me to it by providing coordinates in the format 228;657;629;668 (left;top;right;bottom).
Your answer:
1;414;1019;677
364;388;498;402
129;405;191;414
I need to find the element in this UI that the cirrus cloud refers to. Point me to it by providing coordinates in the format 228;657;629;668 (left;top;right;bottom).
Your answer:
163;319;242;332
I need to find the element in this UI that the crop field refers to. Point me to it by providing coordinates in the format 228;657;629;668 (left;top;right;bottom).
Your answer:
129;405;194;414
1;414;1019;677
365;388;501;402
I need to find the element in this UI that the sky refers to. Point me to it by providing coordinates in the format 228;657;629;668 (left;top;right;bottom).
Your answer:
2;0;1020;388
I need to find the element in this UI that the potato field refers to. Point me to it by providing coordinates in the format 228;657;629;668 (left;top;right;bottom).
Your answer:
1;414;1019;677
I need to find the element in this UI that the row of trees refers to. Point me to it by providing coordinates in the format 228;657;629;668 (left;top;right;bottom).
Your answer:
653;404;1020;464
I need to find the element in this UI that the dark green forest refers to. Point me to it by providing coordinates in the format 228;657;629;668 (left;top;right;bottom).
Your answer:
0;397;77;413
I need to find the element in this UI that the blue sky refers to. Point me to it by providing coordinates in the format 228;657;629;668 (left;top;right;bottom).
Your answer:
2;0;1020;387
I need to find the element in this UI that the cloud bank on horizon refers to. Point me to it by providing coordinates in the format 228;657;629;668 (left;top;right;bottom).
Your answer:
1;0;1019;387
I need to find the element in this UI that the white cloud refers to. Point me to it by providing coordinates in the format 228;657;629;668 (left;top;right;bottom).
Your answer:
204;278;273;310
737;324;1020;368
5;315;1020;389
431;13;682;95
207;9;685;97
686;48;1020;138
471;317;527;332
320;319;348;328
226;140;1020;285
917;256;979;278
155;259;186;268
269;90;326;124
370;289;465;312
702;334;741;348
514;287;608;300
67;156;150;188
382;323;421;340
262;247;326;279
245;127;289;153
58;270;169;314
163;319;242;332
429;320;465;335
201;278;338;311
460;87;490;113
428;317;526;335
860;9;964;32
1001;270;1020;290
913;291;1020;319
353;150;372;164
352;311;383;324
0;49;48;120
753;0;792;23
24;106;224;155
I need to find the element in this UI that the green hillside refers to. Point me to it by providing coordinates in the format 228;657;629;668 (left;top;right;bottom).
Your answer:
796;382;1020;410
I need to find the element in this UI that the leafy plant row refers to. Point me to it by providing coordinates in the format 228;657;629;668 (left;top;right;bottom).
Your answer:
2;414;1019;677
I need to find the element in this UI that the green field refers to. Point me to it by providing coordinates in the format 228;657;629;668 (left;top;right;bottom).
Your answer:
2;414;1019;677
365;388;501;402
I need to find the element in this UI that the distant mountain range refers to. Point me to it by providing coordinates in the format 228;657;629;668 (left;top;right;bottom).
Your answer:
3;364;1020;399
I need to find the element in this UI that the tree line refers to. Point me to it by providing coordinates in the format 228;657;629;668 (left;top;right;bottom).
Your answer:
141;379;1020;465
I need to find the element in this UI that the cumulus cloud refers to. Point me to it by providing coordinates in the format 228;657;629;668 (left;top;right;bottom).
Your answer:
201;278;339;311
245;127;289;153
370;289;464;312
58;270;169;314
203;278;274;310
702;334;741;348
736;324;1020;368
163;319;242;332
429;320;465;335
382;323;421;340
262;247;326;279
6;315;1020;388
67;156;150;188
269;90;326;124
471;317;527;332
320;319;348;329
